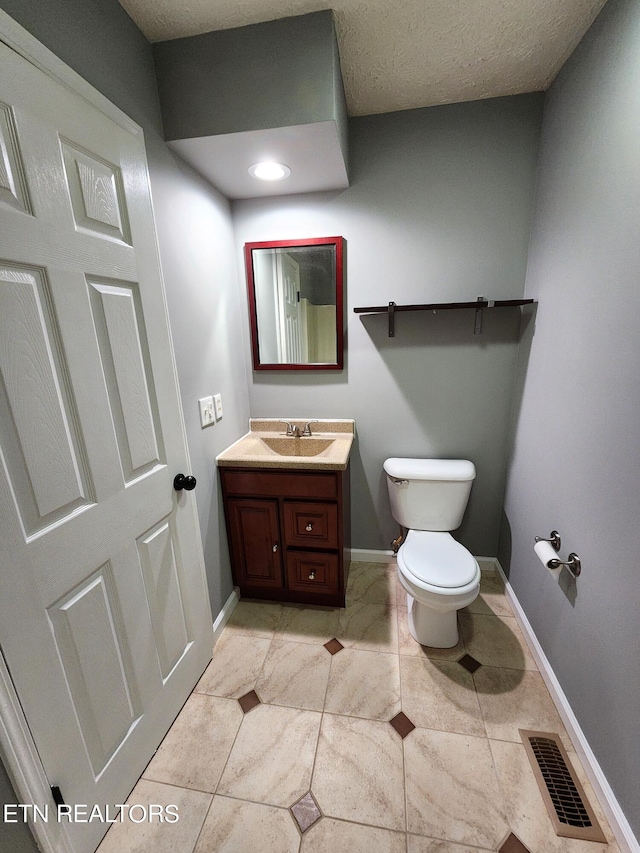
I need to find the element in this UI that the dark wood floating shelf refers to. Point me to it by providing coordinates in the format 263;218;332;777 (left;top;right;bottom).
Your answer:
353;297;536;336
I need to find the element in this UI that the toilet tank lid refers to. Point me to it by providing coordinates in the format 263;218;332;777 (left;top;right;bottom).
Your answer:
384;458;476;482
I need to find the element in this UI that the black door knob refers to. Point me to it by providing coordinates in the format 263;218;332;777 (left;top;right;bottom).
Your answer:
174;473;196;491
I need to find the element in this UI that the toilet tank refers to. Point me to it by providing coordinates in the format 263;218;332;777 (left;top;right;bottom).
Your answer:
384;458;476;531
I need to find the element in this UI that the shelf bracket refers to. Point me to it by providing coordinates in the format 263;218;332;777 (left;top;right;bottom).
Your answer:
388;301;396;337
474;296;484;335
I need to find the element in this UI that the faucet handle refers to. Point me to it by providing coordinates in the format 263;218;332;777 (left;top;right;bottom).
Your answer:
302;419;319;436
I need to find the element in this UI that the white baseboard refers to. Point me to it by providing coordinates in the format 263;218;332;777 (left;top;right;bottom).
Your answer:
495;561;639;853
349;549;499;572
475;556;500;572
348;548;395;563
212;586;240;645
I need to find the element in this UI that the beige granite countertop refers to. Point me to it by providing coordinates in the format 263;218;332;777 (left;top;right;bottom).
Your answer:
216;419;355;471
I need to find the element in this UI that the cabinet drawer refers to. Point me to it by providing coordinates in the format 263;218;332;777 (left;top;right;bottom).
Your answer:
221;468;338;500
286;551;339;595
283;501;338;549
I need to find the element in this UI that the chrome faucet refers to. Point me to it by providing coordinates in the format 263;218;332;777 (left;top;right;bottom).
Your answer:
282;421;301;438
302;420;319;436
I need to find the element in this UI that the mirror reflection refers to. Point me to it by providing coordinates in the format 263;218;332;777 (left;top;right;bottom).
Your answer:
245;237;344;370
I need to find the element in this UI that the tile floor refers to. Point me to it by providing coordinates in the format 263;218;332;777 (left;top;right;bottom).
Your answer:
97;563;620;853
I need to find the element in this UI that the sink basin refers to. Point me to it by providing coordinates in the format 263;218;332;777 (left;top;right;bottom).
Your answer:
216;418;355;471
261;437;334;457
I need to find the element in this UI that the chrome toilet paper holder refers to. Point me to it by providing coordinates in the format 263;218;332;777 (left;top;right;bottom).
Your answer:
534;531;581;577
535;530;561;551
548;552;582;577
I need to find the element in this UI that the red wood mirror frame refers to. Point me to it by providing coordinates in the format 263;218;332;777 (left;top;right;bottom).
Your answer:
244;236;344;371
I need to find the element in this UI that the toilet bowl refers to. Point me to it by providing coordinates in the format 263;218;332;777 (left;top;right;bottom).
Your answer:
396;529;480;647
384;457;480;648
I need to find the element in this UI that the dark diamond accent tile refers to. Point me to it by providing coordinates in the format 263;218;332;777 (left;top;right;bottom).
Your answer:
499;832;531;853
389;711;415;739
458;653;482;673
290;791;322;834
238;689;261;714
324;638;344;655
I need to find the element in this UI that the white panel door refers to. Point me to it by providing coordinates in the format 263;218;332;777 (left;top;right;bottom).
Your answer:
276;252;305;362
0;40;213;853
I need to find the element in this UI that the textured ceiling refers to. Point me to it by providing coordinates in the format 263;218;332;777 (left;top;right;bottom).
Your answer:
119;0;607;116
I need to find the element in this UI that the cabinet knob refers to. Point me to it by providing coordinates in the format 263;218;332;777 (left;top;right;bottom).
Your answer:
272;543;279;552
308;571;315;580
305;523;313;531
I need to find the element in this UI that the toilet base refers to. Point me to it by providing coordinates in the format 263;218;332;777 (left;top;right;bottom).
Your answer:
406;594;460;648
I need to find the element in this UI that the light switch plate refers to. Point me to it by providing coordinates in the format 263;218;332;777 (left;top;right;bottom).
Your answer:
213;393;223;420
198;396;214;428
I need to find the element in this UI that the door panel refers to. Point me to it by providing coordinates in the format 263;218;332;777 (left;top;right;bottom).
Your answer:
88;277;162;480
61;140;131;244
137;517;191;681
0;100;31;213
0;39;213;853
47;566;141;777
0;264;93;531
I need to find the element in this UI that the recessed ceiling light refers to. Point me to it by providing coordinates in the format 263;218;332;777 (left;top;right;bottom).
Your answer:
248;161;291;181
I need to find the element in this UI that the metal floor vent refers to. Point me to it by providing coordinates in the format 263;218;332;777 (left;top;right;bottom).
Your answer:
520;730;606;843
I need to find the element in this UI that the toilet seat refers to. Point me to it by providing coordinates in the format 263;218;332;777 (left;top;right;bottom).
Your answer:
400;530;478;588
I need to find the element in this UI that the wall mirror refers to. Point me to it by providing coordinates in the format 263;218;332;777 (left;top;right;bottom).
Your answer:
244;236;344;370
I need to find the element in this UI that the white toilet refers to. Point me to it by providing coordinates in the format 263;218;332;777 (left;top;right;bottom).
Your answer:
384;457;480;648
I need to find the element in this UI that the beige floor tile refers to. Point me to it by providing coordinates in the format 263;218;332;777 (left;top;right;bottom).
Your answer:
224;600;283;638
194;795;299;853
465;571;513;617
96;779;211;853
143;693;242;792
400;656;485;737
255;638;331;711
195;631;271;698
99;566;626;853
346;562;396;606
218;703;321;807
474;667;571;746
394;577;407;607
490;739;619;851
337;601;398;653
324;647;401;720
458;612;537;670
397;605;466;660
302;817;406;852
312;713;405;830
275;603;340;644
407;835;493;852
404;728;508;848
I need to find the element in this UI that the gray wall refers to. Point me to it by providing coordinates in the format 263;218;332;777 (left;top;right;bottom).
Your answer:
154;11;345;145
499;0;640;837
232;94;543;557
0;0;249;617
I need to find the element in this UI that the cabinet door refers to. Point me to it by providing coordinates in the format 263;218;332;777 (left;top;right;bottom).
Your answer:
227;498;283;589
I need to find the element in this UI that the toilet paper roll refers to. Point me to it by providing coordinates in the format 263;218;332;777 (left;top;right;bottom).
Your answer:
534;540;562;576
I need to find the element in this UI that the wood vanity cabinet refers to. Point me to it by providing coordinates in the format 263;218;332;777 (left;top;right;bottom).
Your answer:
220;466;350;607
